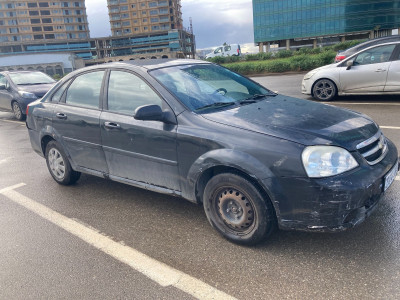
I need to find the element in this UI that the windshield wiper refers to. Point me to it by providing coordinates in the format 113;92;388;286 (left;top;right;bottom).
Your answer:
195;101;236;112
239;93;277;104
18;82;52;85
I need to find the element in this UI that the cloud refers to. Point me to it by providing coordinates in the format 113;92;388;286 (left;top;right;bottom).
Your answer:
85;0;111;37
181;0;254;48
84;0;255;48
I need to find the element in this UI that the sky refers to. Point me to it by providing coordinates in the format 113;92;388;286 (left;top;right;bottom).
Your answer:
85;0;255;50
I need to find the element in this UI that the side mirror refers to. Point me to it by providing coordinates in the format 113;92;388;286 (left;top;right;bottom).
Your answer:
134;104;164;122
346;60;354;70
0;84;5;90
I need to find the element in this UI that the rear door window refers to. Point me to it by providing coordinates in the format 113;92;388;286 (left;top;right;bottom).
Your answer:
65;71;105;108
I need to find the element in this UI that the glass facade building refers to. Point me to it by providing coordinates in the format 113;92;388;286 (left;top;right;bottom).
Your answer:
253;0;400;44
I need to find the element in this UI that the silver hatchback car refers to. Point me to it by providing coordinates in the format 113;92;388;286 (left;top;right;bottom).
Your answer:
302;41;400;101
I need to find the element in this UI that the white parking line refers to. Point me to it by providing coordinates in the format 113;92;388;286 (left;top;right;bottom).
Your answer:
0;183;236;300
396;176;400;181
0;119;24;125
380;126;400;130
0;158;8;165
333;102;400;106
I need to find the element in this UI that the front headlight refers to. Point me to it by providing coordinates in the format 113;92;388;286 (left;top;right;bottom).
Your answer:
18;91;37;99
303;70;318;80
302;146;359;178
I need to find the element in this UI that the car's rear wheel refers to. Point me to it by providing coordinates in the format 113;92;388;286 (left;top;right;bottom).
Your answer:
312;79;337;101
203;173;276;245
45;141;81;185
12;101;25;121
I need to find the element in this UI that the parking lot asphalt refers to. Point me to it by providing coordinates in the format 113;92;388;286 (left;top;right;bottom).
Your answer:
1;74;400;299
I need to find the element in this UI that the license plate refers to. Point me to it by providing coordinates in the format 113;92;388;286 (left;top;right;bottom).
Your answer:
384;162;398;192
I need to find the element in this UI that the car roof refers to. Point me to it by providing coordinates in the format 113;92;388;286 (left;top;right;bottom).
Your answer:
105;59;210;70
343;35;400;54
0;70;46;75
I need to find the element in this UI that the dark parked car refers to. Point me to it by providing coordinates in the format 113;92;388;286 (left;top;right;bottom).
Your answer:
0;70;56;120
335;35;400;62
26;60;399;245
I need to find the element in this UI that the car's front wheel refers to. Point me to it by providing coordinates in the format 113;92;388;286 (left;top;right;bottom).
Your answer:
312;79;337;101
203;173;276;245
12;101;25;121
45;141;81;185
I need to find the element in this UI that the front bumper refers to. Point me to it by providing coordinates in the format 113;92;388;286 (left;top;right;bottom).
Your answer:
267;139;398;232
301;78;312;95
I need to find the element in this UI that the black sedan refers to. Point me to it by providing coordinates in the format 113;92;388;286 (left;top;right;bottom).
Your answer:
0;71;56;120
26;60;399;245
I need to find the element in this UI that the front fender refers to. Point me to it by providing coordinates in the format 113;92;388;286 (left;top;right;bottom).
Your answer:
181;149;276;204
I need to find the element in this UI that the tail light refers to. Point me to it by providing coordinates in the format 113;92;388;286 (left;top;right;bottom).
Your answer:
26;104;30;116
335;55;346;62
237;48;239;55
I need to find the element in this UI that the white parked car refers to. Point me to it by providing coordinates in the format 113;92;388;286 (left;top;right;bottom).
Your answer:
205;44;241;59
302;41;400;101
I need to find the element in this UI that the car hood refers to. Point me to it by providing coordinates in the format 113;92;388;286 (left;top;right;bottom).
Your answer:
201;95;378;150
17;83;55;98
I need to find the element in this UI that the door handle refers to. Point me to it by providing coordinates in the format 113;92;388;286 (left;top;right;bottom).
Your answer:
104;121;121;129
375;69;386;72
56;113;67;119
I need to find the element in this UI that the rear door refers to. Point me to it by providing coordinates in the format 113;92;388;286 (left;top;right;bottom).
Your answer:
339;44;396;93
100;69;180;191
52;70;108;175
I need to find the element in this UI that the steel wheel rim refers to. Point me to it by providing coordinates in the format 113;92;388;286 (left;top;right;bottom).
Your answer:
215;187;255;233
314;80;335;100
48;148;65;180
13;102;21;119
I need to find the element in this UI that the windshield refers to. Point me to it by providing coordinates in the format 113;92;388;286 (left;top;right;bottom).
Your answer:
9;72;56;85
150;64;273;112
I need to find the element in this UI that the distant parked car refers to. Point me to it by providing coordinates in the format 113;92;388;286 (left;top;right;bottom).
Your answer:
0;70;55;120
303;41;400;101
335;35;400;62
206;44;241;59
26;60;398;245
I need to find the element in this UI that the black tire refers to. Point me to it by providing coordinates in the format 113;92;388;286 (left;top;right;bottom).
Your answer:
45;141;81;185
12;101;25;121
203;173;276;245
312;79;337;101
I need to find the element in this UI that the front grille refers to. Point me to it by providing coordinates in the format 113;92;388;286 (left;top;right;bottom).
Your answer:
356;131;388;165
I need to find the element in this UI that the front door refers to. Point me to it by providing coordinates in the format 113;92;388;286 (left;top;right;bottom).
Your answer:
339;44;396;93
100;70;180;191
0;75;12;110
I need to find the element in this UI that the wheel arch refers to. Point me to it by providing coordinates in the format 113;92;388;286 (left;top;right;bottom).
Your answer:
41;135;55;156
186;149;279;217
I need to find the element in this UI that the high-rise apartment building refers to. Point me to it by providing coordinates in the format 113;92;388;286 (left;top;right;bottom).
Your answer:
107;0;182;36
0;0;90;44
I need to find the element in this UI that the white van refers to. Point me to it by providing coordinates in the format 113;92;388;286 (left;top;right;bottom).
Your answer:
205;44;241;59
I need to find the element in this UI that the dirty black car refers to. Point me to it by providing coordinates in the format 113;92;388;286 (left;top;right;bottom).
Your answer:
26;60;399;245
0;71;55;120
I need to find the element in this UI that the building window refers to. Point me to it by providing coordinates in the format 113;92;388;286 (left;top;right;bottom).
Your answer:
32;26;43;32
41;10;51;15
39;2;50;7
29;11;40;16
34;34;44;39
31;19;41;24
28;3;38;8
43;26;54;31
45;34;55;39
